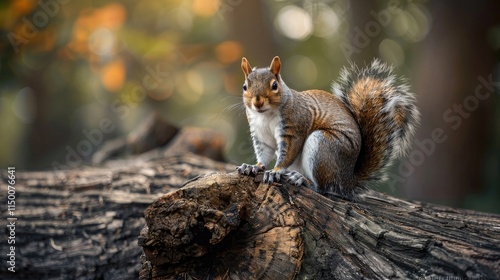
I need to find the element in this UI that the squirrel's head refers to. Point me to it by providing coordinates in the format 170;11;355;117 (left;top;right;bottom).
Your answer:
241;56;284;113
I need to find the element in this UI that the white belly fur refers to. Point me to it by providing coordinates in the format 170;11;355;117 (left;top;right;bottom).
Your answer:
247;109;282;151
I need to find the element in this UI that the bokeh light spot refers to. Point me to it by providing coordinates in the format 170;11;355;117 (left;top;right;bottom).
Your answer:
379;39;405;67
276;5;313;41
192;0;220;17
313;5;340;38
176;69;204;104
404;5;431;42
89;28;116;56
174;7;193;31
215;41;243;64
12;0;36;17
13;87;36;124
388;12;409;37
100;58;126;92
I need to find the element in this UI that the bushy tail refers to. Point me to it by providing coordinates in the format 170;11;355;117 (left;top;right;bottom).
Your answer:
332;59;420;184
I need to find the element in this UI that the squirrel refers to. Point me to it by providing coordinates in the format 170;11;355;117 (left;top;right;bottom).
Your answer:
236;56;420;199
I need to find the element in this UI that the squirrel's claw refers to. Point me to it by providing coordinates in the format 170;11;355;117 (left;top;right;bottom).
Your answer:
263;169;286;184
237;163;265;176
252;164;265;174
239;165;309;187
287;170;307;187
236;163;251;175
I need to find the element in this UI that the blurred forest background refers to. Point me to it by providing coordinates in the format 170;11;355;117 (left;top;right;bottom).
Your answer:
0;0;499;213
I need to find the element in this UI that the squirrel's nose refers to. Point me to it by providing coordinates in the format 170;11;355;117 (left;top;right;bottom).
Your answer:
253;97;264;109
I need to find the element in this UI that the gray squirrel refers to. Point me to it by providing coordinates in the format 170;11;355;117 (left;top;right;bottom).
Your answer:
237;56;420;199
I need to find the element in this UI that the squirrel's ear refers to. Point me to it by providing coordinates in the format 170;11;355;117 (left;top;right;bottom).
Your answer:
241;57;252;77
270;56;281;76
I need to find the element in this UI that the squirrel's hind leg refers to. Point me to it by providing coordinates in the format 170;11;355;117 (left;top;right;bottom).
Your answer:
300;130;359;198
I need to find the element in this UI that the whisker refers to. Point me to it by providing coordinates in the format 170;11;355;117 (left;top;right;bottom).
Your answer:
216;97;246;121
221;103;245;118
219;95;240;103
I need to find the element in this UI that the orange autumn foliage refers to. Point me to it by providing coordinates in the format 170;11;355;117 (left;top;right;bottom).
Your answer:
100;57;126;92
215;41;243;64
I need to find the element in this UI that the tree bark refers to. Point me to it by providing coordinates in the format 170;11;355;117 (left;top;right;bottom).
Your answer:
2;115;499;279
0;115;231;280
139;172;500;279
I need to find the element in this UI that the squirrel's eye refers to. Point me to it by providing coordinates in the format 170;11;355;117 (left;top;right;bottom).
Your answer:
271;81;278;91
243;84;247;91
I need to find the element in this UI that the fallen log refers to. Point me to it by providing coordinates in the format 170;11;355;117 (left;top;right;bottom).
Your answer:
0;115;231;280
139;172;500;279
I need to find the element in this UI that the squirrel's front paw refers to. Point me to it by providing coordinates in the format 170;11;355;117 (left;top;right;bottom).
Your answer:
236;163;265;176
262;169;287;184
286;170;307;187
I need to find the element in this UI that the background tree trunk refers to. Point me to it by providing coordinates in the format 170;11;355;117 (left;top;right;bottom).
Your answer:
1;114;499;279
406;0;499;206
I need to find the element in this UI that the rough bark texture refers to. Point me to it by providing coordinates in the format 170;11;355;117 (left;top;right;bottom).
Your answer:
2;114;499;279
139;172;500;279
0;115;231;280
